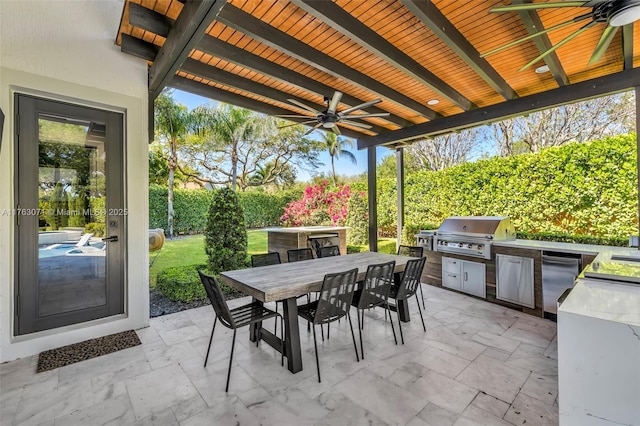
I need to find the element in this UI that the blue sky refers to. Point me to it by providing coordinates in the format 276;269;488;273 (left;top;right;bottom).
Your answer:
171;89;389;182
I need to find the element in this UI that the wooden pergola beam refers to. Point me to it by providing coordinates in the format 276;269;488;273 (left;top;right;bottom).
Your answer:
400;0;516;101
196;36;410;128
179;58;386;136
121;34;157;61
128;2;172;38
514;1;569;86
358;67;640;148
169;76;370;140
148;0;226;99
216;4;441;120
291;0;475;111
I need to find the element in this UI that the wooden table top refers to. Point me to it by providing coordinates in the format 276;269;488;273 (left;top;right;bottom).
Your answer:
219;252;417;302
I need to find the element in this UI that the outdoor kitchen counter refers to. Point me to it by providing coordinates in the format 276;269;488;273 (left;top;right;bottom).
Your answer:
263;226;348;261
492;238;628;255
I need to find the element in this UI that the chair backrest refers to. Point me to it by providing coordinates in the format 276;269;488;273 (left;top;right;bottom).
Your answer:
357;260;396;309
287;248;314;262
398;245;424;258
198;270;235;328
251;252;281;267
395;257;426;301
314;268;358;325
318;245;340;258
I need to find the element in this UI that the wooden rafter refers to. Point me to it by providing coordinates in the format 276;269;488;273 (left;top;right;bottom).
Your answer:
514;1;569;86
179;58;387;135
400;0;516;100
216;4;441;120
290;0;475;110
358;68;640;148
148;0;226;98
170;76;372;140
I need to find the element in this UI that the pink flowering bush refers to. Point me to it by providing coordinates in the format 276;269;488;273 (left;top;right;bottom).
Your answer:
280;180;351;226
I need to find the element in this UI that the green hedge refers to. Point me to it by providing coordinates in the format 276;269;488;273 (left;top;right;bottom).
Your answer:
156;264;240;303
402;135;638;239
149;186;302;233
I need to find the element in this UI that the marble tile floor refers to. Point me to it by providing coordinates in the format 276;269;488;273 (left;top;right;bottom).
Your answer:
0;285;559;426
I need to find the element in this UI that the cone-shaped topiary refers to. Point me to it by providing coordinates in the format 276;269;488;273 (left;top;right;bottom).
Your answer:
205;187;248;274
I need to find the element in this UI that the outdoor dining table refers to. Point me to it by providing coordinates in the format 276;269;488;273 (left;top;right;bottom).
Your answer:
219;251;418;373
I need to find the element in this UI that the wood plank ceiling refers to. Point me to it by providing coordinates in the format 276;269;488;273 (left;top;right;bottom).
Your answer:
116;0;640;147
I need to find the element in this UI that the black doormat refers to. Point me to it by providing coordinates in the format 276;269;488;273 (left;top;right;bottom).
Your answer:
36;330;141;373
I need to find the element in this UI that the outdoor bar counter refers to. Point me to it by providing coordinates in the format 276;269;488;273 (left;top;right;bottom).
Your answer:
264;226;348;261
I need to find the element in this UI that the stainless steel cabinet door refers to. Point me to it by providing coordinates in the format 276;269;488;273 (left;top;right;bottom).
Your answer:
462;261;486;298
496;254;534;308
442;256;462;290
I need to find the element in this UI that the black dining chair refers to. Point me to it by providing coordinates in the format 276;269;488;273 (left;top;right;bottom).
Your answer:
397;245;426;309
351;260;397;359
287;247;314;262
318;245;340;258
387;257;427;345
251;252;281;267
297;268;360;383
251;252;283;333
198;270;284;392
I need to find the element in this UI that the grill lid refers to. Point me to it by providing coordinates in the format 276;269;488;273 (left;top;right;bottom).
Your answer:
437;216;515;240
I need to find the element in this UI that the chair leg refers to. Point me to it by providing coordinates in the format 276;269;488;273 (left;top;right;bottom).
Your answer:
419;282;426;310
396;307;405;345
274;303;279;335
347;313;360;363
415;293;426;332
360;310;365;330
225;329;237;392
312;325;321;383
356;309;364;359
204;317;217;367
327;323;330;340
321;324;325;342
387;303;398;345
280;316;285;367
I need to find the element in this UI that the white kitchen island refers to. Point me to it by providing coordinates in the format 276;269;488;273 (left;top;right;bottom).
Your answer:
558;250;640;426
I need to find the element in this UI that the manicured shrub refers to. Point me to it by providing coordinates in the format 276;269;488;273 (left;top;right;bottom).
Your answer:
345;187;368;245
239;189;302;228
156;264;207;302
205;188;248;274
156;264;240;302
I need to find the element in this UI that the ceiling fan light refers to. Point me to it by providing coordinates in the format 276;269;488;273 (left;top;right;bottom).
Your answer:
609;4;640;26
535;65;550;74
322;122;334;128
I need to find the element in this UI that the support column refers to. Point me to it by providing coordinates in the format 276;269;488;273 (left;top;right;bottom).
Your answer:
636;87;640;249
368;147;378;252
396;147;405;250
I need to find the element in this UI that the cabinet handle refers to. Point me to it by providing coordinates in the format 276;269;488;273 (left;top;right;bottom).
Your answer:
508;259;521;264
464;272;468;281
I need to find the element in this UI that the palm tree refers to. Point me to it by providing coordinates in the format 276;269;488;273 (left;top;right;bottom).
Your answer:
321;132;357;185
154;92;191;237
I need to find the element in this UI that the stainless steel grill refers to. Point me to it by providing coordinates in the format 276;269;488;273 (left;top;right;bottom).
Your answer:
434;216;516;259
416;230;436;251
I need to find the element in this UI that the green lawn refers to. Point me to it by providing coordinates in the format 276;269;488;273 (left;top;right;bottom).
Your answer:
149;229;395;287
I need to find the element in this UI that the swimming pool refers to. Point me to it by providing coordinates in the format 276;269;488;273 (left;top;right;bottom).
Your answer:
39;242;105;258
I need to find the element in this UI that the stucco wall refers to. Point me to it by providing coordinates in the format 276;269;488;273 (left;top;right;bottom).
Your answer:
0;0;150;361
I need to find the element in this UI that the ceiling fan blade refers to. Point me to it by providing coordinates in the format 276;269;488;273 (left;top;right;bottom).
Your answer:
481;13;592;57
278;120;317;129
519;21;596;71
327;91;343;114
304;123;323;136
588;25;619;65
340;120;373;129
332;124;341;135
342;112;391;119
274;114;316;118
339;99;382;115
491;1;587;13
287;98;321;114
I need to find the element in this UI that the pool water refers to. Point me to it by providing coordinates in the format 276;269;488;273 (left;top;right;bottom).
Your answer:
38;242;105;259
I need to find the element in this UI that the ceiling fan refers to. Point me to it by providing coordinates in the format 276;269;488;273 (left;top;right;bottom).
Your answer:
483;0;640;70
276;91;390;136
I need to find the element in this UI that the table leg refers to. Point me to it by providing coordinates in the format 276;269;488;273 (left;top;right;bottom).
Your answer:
282;297;303;373
397;299;410;323
249;298;262;343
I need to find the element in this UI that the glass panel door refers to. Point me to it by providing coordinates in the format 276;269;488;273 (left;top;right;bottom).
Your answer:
15;94;125;335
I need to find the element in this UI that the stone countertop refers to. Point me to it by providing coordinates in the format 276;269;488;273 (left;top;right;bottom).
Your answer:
262;226;349;233
491;239;627;254
560;277;640;326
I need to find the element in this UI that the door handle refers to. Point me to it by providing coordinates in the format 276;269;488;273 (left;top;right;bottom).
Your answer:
464;272;468;281
508;259;521;263
102;236;118;242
